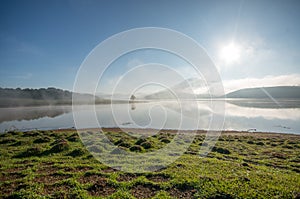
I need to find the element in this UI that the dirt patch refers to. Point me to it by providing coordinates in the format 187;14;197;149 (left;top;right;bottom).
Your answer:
4;166;27;173
35;173;71;184
146;174;170;183
0;181;26;196
74;166;93;172
87;178;116;197
43;184;72;196
117;173;138;182
101;167;118;173
77;174;106;184
39;161;55;166
36;165;59;174
168;187;197;199
0;172;26;181
15;160;35;165
131;184;158;199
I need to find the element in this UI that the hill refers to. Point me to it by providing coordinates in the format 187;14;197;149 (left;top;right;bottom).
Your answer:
226;86;300;99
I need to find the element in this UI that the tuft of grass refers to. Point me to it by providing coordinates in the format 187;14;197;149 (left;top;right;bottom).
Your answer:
45;139;70;154
160;138;171;144
212;147;231;154
33;136;51;143
15;147;43;158
67;133;80;142
129;145;143;152
67;148;86;157
0;138;17;144
140;141;153;149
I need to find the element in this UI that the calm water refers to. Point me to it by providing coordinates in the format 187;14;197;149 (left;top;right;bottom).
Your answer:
0;99;299;134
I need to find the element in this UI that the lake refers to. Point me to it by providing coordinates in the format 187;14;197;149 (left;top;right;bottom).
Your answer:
0;99;300;134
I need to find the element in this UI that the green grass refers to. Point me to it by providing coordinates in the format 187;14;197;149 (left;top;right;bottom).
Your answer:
0;130;299;198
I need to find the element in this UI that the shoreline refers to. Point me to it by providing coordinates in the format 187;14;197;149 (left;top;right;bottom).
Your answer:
31;127;300;138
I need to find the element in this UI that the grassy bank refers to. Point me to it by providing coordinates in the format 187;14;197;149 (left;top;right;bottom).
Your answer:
0;129;299;198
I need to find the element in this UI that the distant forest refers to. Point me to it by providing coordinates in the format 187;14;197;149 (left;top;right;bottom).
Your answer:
0;87;72;100
0;87;108;107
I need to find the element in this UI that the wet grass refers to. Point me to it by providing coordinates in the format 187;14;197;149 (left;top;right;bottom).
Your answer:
0;129;300;198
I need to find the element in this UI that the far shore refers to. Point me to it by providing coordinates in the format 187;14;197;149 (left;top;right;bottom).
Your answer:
46;127;300;138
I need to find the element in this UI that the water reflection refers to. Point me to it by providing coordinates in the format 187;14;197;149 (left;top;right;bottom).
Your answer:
0;106;71;123
227;99;300;109
0;100;299;134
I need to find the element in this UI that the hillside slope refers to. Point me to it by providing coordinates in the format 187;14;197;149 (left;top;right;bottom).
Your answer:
226;86;300;99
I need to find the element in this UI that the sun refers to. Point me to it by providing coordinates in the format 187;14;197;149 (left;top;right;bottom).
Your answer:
220;42;241;64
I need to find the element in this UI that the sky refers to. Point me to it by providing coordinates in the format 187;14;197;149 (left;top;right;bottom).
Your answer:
1;0;300;94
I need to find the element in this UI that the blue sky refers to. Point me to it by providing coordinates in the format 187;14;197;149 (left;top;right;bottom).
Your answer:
0;0;300;93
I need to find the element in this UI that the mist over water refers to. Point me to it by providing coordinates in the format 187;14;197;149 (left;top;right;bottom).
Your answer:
0;99;299;134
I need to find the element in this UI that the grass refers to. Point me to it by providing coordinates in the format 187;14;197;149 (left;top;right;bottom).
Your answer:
0;129;299;198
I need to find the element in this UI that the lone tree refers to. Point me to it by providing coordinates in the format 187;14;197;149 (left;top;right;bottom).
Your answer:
130;95;136;101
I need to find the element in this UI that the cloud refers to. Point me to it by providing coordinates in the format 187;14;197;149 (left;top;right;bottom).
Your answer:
223;74;300;93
